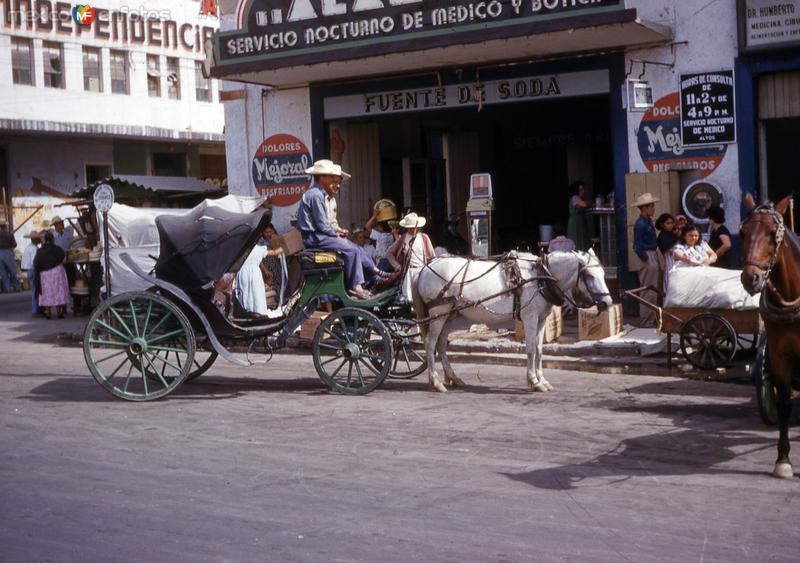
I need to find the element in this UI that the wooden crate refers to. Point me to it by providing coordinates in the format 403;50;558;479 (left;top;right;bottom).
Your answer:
625;171;681;271
515;306;562;343
299;311;328;339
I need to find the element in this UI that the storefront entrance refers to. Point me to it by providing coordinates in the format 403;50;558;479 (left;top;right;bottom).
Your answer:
334;95;613;251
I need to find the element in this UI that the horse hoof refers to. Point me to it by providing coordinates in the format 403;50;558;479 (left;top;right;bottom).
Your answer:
429;380;448;393
542;381;554;391
447;377;465;387
773;462;794;479
532;382;549;392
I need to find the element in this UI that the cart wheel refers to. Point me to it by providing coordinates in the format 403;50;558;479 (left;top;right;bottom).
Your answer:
312;308;393;395
384;318;427;379
184;344;218;382
679;313;736;370
751;334;777;426
84;292;196;401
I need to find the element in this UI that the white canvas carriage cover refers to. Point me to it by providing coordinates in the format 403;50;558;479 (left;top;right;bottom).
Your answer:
664;266;760;310
98;195;267;296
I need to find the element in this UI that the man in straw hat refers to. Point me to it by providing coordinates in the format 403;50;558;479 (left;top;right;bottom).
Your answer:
21;230;43;315
296;159;390;300
633;192;661;327
0;217;20;292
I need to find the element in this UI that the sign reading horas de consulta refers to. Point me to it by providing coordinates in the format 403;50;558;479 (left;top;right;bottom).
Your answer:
679;70;736;147
216;0;624;70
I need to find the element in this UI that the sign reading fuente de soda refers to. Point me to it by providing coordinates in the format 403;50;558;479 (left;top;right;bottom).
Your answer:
216;0;624;70
679;70;736;147
324;69;609;119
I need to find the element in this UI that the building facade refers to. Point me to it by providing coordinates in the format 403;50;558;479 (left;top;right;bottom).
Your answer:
0;0;226;241
210;0;800;283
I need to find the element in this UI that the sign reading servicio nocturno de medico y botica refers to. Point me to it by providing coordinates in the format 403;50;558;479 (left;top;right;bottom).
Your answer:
217;0;624;71
252;134;312;207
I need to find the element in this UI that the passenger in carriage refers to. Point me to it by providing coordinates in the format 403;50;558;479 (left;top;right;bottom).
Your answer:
296;159;390;300
385;212;436;302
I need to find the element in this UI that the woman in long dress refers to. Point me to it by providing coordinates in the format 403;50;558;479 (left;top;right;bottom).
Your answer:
385;212;436;301
566;180;589;251
34;232;70;319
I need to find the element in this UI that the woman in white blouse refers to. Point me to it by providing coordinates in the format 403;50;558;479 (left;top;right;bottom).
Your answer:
673;224;717;268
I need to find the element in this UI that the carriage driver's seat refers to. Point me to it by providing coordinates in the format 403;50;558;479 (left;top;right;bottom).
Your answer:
296;250;345;277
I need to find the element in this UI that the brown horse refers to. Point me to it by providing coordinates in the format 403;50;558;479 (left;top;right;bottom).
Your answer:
740;196;800;479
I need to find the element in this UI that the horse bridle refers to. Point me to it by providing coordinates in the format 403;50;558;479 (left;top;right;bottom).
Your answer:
543;252;611;307
575;254;612;303
743;204;786;280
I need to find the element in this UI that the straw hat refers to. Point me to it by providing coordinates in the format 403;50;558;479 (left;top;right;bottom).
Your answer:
304;159;351;179
633;193;660;208
399;212;427;229
50;215;64;226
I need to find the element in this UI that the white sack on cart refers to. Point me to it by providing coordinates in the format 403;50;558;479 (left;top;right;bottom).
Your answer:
664;267;759;310
99;195;267;296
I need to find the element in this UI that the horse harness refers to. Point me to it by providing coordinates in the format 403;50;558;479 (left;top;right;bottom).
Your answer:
424;251;564;318
745;204;800;324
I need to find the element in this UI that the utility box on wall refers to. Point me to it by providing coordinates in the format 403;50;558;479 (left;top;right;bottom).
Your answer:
624;172;681;272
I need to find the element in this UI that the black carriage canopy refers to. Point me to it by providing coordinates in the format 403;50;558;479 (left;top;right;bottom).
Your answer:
155;206;272;292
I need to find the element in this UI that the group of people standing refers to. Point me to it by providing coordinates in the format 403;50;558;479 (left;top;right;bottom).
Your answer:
633;192;735;326
1;216;74;319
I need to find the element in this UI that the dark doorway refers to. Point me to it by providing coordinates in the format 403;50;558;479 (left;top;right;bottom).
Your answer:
153;152;186;176
368;95;613;251
765;117;800;229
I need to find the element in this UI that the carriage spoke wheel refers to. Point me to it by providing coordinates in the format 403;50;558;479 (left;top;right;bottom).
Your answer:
312;308;393;395
83;292;195;401
384;318;427;379
679;313;736;370
750;334;777;426
183;340;218;382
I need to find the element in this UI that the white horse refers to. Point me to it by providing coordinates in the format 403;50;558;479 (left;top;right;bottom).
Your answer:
411;250;614;392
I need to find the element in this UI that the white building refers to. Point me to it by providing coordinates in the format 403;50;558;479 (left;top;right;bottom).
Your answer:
0;0;225;241
209;0;800;289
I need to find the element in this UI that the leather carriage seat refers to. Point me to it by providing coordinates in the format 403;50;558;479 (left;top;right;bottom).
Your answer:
296;250;344;274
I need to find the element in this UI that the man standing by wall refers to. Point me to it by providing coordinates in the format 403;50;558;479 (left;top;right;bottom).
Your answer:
0;218;20;292
633;193;660;327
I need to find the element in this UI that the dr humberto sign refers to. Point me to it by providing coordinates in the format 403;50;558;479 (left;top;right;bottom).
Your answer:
679;70;736;147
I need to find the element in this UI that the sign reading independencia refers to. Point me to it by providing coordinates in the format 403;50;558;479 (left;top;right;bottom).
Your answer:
216;0;625;69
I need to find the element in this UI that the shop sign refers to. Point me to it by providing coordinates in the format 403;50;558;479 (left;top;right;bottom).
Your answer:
738;0;800;52
216;0;624;69
251;133;312;206
0;0;216;55
637;92;727;178
324;69;609;119
679;70;736;147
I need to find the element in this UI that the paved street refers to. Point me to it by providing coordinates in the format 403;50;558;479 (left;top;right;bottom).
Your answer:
1;291;799;562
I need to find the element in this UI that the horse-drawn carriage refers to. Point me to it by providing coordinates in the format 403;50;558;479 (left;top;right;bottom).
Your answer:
83;202;425;401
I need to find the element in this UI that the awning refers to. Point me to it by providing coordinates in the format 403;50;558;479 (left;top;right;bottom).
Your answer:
70;175;224;199
212;9;671;88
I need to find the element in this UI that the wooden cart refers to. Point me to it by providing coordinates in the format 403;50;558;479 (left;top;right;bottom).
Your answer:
626;287;762;370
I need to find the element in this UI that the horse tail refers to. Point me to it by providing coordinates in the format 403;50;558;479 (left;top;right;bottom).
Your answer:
411;270;430;339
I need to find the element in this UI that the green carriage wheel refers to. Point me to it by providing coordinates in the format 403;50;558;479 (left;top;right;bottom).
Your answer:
184;347;218;382
679;313;736;370
385;318;427;379
312;308;393;395
83;291;196;401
